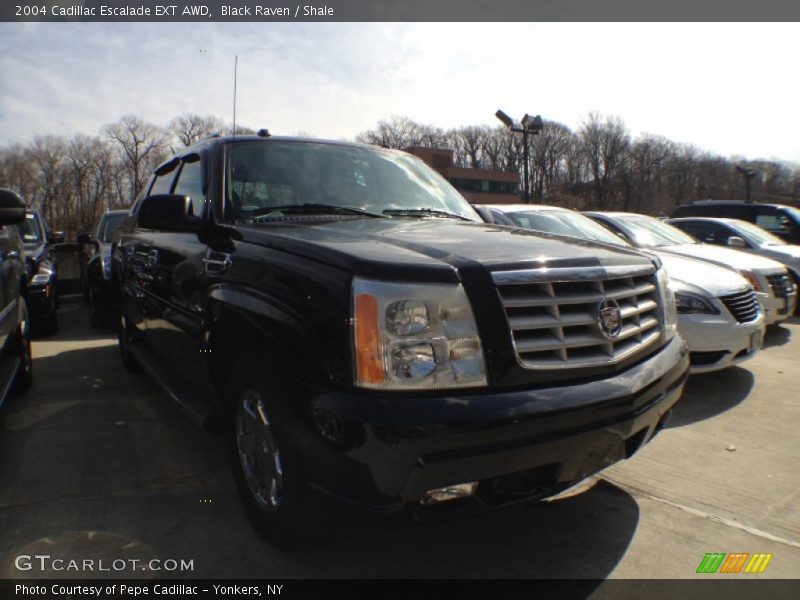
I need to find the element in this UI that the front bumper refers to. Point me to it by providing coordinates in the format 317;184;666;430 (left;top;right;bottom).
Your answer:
680;312;765;374
296;335;689;516
759;289;797;325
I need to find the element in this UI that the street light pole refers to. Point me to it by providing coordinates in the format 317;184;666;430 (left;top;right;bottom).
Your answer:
735;165;756;203
495;110;543;203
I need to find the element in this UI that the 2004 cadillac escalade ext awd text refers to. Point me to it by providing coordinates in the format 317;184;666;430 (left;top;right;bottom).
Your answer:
112;134;689;547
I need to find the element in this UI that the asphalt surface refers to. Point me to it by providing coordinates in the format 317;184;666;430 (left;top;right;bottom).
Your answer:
0;302;798;582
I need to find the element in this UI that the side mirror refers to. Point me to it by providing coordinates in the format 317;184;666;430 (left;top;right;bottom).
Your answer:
77;232;92;245
48;230;65;244
727;236;747;248
0;188;27;225
137;194;196;231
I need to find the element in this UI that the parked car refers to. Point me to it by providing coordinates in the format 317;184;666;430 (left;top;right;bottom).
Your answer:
668;217;800;286
670;201;800;244
585;212;797;326
482;205;766;373
0;189;34;407
78;209;129;327
114;134;688;547
17;210;59;334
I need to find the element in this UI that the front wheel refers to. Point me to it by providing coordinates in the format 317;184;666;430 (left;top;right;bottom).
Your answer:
117;312;141;373
226;367;322;549
11;308;32;395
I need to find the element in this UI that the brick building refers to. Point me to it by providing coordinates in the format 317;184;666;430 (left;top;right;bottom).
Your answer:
405;146;520;205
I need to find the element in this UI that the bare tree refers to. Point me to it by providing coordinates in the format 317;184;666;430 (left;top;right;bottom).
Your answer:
169;113;225;147
103;115;169;202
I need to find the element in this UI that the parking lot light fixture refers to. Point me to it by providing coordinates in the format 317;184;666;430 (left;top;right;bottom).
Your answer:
495;109;544;203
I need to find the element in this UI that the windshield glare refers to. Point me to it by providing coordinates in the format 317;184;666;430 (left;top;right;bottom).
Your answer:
97;213;127;243
508;210;630;246
730;220;786;246
225;141;480;222
19;214;43;245
617;215;697;247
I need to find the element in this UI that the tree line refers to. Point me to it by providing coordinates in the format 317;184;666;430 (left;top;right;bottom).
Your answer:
0;114;255;240
356;115;800;215
1;111;797;240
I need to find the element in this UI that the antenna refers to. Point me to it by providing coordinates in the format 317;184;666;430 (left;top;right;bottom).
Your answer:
232;54;238;139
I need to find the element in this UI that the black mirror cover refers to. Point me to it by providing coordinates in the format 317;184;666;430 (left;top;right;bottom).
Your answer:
76;232;92;245
137;194;193;231
49;230;65;244
0;188;27;225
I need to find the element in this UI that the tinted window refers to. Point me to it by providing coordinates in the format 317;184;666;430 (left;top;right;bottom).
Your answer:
150;163;179;196
18;213;43;245
96;213;127;243
173;158;206;217
675;221;733;245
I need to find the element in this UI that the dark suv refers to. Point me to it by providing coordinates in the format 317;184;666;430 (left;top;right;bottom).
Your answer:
0;189;34;407
113;135;689;546
671;201;800;244
17;210;59;334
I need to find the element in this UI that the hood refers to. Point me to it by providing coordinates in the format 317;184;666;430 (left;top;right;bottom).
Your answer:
659;243;787;273
759;244;800;260
235;218;655;281
653;251;749;296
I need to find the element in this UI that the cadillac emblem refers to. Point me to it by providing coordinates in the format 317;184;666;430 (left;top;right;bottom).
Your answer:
597;298;622;339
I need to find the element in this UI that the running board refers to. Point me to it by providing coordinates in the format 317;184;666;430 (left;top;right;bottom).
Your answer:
129;340;218;428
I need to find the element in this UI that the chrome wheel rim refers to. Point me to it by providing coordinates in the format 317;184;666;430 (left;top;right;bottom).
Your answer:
236;390;284;511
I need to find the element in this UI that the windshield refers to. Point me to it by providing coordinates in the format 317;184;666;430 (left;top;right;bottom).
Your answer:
730;220;786;246
97;213;127;243
18;214;43;245
784;206;800;225
615;215;697;247
507;209;631;246
225;141;480;222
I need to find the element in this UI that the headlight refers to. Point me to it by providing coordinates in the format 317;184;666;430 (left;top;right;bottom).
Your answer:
30;260;54;285
352;278;487;390
674;291;720;315
738;270;763;292
656;267;678;339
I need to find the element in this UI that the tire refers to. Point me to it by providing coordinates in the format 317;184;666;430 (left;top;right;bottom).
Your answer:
226;363;322;550
89;287;102;328
11;308;32;395
118;311;141;373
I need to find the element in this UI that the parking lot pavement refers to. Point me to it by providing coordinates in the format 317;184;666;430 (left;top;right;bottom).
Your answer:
0;303;798;580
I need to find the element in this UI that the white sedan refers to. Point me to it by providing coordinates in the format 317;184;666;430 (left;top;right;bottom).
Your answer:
480;204;766;374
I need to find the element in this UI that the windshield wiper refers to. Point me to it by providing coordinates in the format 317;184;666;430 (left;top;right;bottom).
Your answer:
382;208;473;221
250;203;385;219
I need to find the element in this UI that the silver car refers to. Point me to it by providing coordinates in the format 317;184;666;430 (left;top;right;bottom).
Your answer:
668;217;800;289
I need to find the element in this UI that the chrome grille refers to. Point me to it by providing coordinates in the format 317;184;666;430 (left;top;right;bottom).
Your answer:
719;288;760;323
766;273;793;298
493;266;662;369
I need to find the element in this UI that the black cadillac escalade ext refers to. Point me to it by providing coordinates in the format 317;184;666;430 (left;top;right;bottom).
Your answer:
113;134;689;546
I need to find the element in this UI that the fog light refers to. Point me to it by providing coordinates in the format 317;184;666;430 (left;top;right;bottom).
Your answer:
420;482;478;505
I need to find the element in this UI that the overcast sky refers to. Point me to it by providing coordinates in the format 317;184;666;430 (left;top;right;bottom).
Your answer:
1;22;798;162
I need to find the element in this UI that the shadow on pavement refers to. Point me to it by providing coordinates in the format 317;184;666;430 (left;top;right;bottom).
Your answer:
762;323;792;349
1;303;640;581
666;366;754;429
